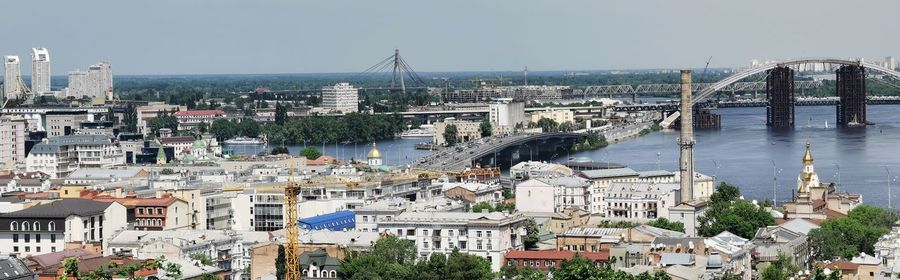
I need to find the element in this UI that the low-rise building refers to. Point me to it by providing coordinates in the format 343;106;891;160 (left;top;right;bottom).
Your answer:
516;176;591;213
752;219;820;270
556;227;625;253
603;182;679;221
509;161;573;181
90;193;191;231
442;181;504;206
705;231;753;280
433;119;481;146
25;135;125;178
530;108;575;125
173;110;225;131
0;199;128;257
504;250;608;272
579;168;714;215
378;211;528;271
354;197;464;233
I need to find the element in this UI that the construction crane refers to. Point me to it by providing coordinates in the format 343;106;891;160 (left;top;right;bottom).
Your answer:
283;159;301;280
702;56;712;77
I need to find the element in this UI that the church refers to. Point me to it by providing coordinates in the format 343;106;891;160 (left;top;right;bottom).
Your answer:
781;141;862;221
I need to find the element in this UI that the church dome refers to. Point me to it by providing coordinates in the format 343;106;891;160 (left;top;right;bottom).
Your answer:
802;141;814;165
367;143;382;159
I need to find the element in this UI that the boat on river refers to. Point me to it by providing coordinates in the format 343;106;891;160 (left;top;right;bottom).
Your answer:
224;137;265;145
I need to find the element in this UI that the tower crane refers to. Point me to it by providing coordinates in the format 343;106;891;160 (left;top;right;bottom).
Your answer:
283;159;301;280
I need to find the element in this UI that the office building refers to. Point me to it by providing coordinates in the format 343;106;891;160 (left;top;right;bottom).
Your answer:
321;82;358;114
30;48;50;94
3;56;22;100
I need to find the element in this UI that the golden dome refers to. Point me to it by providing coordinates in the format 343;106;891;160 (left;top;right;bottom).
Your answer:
802;141;814;165
367;143;382;158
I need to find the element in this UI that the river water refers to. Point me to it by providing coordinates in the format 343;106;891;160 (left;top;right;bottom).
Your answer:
227;104;900;207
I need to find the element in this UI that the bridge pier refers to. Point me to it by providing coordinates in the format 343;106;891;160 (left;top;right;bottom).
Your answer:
766;66;795;128
836;65;866;126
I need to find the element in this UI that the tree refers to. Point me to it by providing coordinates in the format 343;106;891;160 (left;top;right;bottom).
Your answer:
190;253;214;266
275;102;288;125
199;273;219;280
646;218;685;233
443;124;459;146
276;245;286;280
535;117;559;133
148;111;178;135
197;121;209;134
210;119;237;141
471;202;493;213
523;218;540;250
164;262;183;280
697;182;775;238
445;249;493;280
63;257;79;278
479;120;492;137
160;168;175;175
338;235;417;280
123;103;138;133
239;118;261;138
760;253;799;280
299;147;323;160
500;265;545;280
271;146;290;155
807;205;899;260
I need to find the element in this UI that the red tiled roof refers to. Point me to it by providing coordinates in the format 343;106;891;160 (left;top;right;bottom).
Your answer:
173;110;225;117
812;199;827;208
505;250;609;261
824;208;848;219
307;155;337;165
825;261;859;271
26;248;98;269
91;195;179;208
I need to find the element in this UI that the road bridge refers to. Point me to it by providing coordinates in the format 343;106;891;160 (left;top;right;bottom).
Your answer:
413;132;584;171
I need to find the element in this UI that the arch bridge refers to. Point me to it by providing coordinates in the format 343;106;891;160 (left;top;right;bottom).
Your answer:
681;58;900;128
414;132;584;171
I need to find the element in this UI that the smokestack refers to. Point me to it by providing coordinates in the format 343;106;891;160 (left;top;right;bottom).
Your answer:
679;70;694;203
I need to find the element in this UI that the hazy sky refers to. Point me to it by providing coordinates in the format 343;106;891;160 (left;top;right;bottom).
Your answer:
2;0;898;75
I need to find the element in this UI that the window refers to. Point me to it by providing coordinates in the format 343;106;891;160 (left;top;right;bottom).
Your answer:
486;231;492;238
51;234;56;242
24;234;29;243
35;234;40;242
13;234;18;242
36;247;40;253
476;240;482;250
139;208;144;215
22;222;29;231
24;247;29;252
362;216;368;222
51;247;56;252
12;247;17;252
476;231;482;238
10;222;17;231
487;241;492;250
48;222;55;231
33;222;39;231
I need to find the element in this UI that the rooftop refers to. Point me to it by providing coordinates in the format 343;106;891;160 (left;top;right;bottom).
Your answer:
173;110;225;117
505;250;609;261
579;168;638;179
0;199;113;219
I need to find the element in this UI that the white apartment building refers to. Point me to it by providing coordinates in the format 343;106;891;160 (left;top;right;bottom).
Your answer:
0;199;127;258
378;211;528;271
25;135;125;178
321;82;358;114
433;119;481;146
354;197;465;233
30;48;50;94
515;176;591;213
509;161;574;180
65;62;112;100
603;182;679;221
579;168;714;214
0;116;26;170
3;56;22;100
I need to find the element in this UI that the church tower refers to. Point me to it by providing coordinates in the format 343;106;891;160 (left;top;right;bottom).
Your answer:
796;141;820;193
367;143;382;166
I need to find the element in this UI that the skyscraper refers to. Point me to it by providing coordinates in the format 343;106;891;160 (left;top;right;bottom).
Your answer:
321;82;358;114
30;48;51;93
66;62;113;100
3;56;22;100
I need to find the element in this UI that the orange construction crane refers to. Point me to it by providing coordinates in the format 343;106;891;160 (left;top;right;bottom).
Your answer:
284;159;301;280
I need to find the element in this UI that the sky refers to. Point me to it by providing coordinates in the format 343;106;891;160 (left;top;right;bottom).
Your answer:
2;0;899;75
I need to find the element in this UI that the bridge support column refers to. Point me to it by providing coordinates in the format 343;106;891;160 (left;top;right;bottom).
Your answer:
679;70;694;203
766;66;795;128
836;65;866;126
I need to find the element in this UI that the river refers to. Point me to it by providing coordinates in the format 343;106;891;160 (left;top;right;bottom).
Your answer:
226;104;900;207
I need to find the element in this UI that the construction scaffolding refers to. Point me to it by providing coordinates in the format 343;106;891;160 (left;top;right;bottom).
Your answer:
836;65;867;126
766;66;795;128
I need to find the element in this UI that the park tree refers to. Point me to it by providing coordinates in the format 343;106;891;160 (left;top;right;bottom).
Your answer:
299;147;323;160
445;249;493;280
523;218;540;249
276;245;286;280
239;118;261;138
148;111;178;135
697;182;775;238
808;205;900;260
275;102;288;125
123;104;138;133
210;119;237;141
271;146;290;155
443;124;459;146
760;254;799;280
535;117;559;133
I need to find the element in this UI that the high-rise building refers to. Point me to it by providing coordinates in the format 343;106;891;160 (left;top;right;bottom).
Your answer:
65;62;113;100
321;82;358;114
489;98;526;130
30;48;51;93
0;116;27;170
887;56;897;70
3;56;22;100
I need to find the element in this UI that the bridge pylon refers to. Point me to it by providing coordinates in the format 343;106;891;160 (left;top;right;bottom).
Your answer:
766;66;795;128
836;65;866;126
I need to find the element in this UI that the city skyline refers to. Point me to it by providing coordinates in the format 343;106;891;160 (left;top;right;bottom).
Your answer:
2;0;900;75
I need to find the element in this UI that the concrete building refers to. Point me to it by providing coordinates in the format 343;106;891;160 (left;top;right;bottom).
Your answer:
515;176;591;213
354;197;464;233
65;63;111;100
3;56;22;100
530;108;575;125
752;219;819;270
173;109;225;131
489;99;525;133
504;250;609;272
433;119;481;146
0;199;127;258
555;227;625;253
45;110;91;137
579;168;714;215
705;231;754;280
603;182;679;221
135;103;186;134
91;194;191;231
25;135;125;178
30;48;50;94
377;211;528;271
440;180;504;206
321;82;358;114
0;116;27;170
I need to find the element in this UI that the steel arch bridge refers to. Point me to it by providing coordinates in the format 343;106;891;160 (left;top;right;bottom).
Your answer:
690;58;900;105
